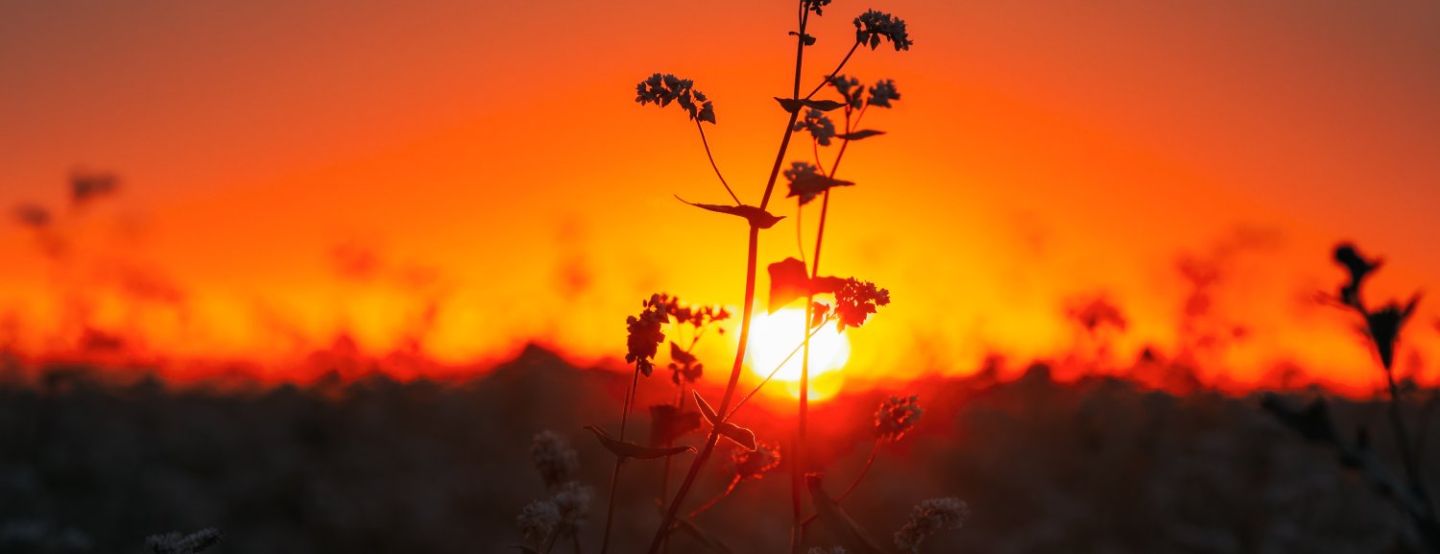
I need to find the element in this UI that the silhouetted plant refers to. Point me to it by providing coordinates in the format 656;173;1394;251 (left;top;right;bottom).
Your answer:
543;2;969;552
516;430;594;554
1262;243;1438;552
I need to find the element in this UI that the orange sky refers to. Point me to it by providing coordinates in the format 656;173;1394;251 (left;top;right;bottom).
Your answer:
1;1;1437;392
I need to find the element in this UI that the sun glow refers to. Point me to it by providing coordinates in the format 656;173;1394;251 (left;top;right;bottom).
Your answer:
745;308;851;399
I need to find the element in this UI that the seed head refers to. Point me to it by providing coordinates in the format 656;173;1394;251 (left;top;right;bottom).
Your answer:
875;395;923;442
893;497;968;553
732;441;782;481
530;430;579;490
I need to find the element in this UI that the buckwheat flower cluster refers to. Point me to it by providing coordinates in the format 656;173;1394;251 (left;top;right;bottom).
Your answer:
732;441;782;481
834;278;891;330
550;481;594;539
867;79;901;108
635;73;716;124
795;108;837;146
626;294;673;376
804;0;832;15
146;528;222;554
875;395;923;442
1332;243;1422;369
893;497;968;553
829;75;864;108
517;500;561;549
783;161;824;204
531;430;579;491
854;10;912;51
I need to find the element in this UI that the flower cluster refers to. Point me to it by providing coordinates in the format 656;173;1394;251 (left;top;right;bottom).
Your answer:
783;161;824;204
1331;243;1422;370
635;73;716;123
795;108;837;146
875;395;923;442
867;79;901;108
804;0;832;15
834;278;891;330
146;528;222;554
732;441;782;481
854;10;912;51
517;437;594;552
531;431;579;491
829;75;864;109
626;294;673;376
893;497;968;553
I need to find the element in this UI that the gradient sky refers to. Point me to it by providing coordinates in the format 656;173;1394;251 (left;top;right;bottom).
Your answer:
2;1;1437;391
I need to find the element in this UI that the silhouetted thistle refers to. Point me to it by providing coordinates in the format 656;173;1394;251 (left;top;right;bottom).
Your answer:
853;10;912;51
532;430;579;491
893;497;968;553
145;528;221;554
875;395;923;442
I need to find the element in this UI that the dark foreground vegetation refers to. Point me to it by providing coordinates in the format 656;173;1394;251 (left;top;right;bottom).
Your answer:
1;346;1436;553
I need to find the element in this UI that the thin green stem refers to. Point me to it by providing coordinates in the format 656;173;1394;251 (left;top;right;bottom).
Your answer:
800;439;882;530
599;366;642;554
688;476;743;519
696;120;741;205
803;41;862;100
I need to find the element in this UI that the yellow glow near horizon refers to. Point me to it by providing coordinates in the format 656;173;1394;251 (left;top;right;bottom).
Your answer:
745;308;851;393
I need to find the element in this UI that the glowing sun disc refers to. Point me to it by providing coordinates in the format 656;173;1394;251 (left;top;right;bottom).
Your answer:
745;307;851;385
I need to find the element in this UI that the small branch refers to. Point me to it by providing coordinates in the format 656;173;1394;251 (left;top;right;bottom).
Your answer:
695;120;742;205
600;366;643;554
803;41;863;101
800;439;883;530
688;476;743;519
727;319;831;420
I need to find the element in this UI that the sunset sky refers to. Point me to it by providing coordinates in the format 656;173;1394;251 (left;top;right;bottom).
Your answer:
2;0;1437;392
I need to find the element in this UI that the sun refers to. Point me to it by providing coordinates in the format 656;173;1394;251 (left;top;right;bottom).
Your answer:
745;307;851;398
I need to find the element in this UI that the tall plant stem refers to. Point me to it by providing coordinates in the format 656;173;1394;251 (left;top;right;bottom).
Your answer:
647;225;763;553
1383;364;1426;503
791;103;860;551
599;366;643;554
800;439;881;529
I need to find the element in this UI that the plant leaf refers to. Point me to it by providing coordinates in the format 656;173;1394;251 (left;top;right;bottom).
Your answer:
768;257;811;311
774;98;847;113
691;391;758;451
585;425;695;460
787;173;855;205
676;196;785;229
836;129;885;141
693;390;720;425
806;474;886;554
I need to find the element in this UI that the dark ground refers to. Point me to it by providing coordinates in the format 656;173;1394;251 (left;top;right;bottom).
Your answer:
0;345;1435;553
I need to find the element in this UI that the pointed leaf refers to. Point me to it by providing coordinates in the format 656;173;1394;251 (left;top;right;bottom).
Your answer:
715;422;757;451
801;99;846;112
836;129;885;141
585;425;695;460
693;390;720;425
676;196;785;229
692;391;757;451
775;98;846;113
787;173;854;205
806;474;886;554
768;257;811;311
